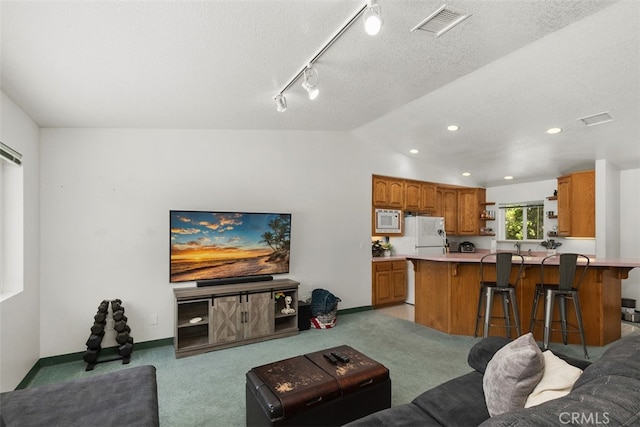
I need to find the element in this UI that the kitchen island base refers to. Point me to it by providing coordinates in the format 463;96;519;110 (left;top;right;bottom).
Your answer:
412;257;632;346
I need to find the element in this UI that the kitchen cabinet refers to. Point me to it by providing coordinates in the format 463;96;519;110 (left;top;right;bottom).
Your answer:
458;188;486;235
557;170;595;238
372;261;407;306
436;188;458;235
372;176;404;209
404;180;422;211
420;183;438;212
173;279;299;358
372;175;487;236
405;180;437;212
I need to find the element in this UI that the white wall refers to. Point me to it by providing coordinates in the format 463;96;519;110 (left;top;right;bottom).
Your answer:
596;159;621;258
620;168;640;303
38;128;461;357
0;92;40;392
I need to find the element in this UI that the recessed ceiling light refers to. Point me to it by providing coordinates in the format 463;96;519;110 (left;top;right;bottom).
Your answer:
462;172;471;176
504;175;514;180
410;149;419;154
546;127;562;134
447;125;460;131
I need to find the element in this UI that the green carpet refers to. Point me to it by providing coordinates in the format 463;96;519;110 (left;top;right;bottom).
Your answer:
26;309;615;426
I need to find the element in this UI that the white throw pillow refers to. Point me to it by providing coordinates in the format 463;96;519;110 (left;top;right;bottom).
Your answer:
524;350;583;408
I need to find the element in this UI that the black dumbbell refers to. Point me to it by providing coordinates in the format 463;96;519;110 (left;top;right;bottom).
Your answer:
97;301;109;313
90;322;105;335
111;301;123;313
118;342;133;357
83;349;100;363
86;333;104;349
114;321;130;333
113;310;126;322
94;312;107;323
115;331;131;345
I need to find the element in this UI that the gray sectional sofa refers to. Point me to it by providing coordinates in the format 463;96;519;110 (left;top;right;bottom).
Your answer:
347;334;640;426
0;365;159;426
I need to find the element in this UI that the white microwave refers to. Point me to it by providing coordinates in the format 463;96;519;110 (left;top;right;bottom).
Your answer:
374;209;403;234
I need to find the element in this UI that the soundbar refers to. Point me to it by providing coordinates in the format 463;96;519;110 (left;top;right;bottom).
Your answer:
197;275;274;287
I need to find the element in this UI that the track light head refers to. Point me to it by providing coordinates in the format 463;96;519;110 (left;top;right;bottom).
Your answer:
302;66;319;100
364;2;382;35
275;94;287;112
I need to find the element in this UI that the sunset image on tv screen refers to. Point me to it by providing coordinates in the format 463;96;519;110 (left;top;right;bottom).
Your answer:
170;211;291;283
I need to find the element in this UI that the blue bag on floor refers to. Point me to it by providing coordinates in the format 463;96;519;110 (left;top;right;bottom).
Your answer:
311;288;340;316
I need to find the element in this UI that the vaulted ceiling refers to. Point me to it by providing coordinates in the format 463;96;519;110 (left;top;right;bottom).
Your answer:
2;0;638;186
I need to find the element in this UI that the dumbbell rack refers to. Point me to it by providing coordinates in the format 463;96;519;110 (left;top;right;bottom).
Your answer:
83;299;134;371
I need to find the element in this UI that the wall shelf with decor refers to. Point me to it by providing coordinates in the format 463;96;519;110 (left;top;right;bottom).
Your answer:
545;193;559;239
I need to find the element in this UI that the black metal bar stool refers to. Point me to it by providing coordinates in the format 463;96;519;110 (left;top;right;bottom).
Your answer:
529;253;590;358
474;252;525;338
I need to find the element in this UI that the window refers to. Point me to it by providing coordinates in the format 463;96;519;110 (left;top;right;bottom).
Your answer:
1;141;23;300
500;202;544;241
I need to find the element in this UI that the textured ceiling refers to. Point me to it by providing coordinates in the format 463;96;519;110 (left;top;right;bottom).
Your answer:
1;0;638;186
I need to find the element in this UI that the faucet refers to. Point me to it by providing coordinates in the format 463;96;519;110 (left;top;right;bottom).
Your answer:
514;242;521;254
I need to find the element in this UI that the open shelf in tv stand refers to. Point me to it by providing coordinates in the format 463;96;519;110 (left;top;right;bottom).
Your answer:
173;279;299;358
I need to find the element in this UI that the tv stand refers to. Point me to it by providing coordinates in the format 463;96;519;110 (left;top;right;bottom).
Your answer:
197;275;273;287
173;279;299;358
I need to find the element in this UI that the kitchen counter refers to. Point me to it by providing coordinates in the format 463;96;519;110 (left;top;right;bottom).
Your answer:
403;252;640;346
372;256;409;262
403;250;640;269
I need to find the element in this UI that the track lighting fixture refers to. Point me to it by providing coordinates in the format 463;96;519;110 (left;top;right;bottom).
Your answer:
302;66;319;100
275;94;287;112
273;1;383;111
364;1;382;36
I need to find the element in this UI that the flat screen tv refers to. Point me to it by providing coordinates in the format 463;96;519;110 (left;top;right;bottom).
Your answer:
170;211;291;284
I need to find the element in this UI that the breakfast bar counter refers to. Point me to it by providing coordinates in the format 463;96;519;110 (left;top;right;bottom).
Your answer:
405;252;640;346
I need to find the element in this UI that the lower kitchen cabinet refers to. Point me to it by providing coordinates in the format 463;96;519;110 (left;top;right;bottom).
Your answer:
372;260;407;306
173;279;299;358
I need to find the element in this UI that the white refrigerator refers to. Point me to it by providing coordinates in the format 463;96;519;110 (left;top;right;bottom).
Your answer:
389;216;447;304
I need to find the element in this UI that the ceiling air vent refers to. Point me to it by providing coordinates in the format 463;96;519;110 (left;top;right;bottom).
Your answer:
410;5;471;37
578;112;614;127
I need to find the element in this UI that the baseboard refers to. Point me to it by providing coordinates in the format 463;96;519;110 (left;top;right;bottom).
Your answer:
338;305;373;315
16;310;372;390
16;337;174;390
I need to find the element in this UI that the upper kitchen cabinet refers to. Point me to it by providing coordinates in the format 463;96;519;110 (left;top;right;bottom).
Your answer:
436;187;458;235
405;180;437;212
557;170;595;238
457;188;486;235
421;183;438;212
404;180;422;211
372;175;488;236
373;175;404;209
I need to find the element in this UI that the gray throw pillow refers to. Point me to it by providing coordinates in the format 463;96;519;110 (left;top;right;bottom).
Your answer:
483;332;544;417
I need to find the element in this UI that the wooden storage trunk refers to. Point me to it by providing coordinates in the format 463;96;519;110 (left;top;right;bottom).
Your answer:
246;345;391;426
